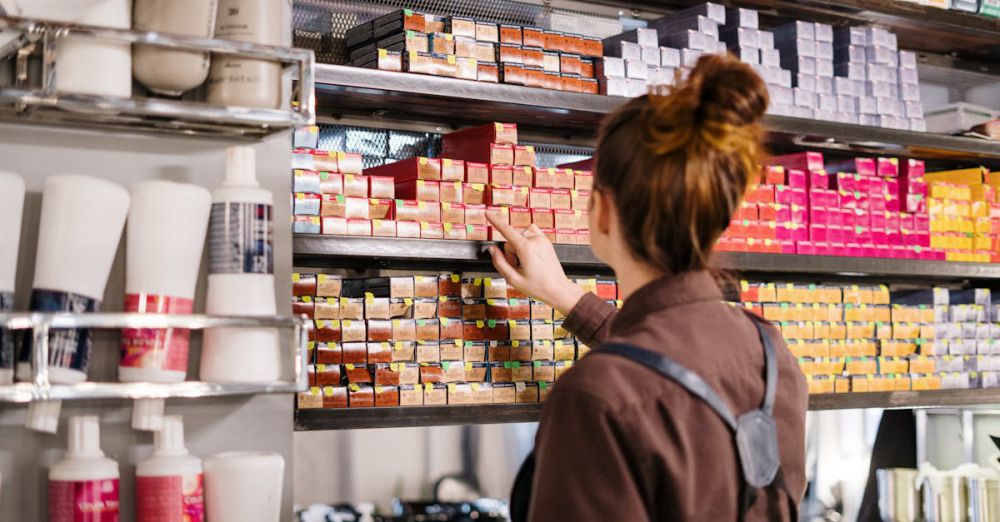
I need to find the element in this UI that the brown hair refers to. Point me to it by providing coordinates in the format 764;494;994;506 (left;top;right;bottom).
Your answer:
594;53;769;274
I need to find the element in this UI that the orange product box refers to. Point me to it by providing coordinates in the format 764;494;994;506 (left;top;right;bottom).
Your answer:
514;145;536;167
807;376;834;394
466;162;490;184
490;165;514;186
322;216;347;235
396;179;440;202
486;205;510;225
369;176;395;199
555;229;576;244
552;168;575;189
529;188;552;209
466;224;488;240
372;219;396;237
513;166;534;187
463;183;487;205
464;204;487;225
443;222;467;240
369;198;393;220
489;184;518;206
523;27;545;48
543;71;562;90
845;357;877;375
364;157;442;181
440;181;464;204
396;220;421;238
834;376;851;393
343;174;369;198
420;221;444;239
347;219;371;236
441;158;465;181
534;168;556;188
532;208;555;228
441;202;465;224
522;46;544;68
510;206;532;228
550;189;572;210
575;171;594;190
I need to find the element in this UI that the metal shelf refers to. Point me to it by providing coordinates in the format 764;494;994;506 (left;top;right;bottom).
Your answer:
294;389;1000;430
0;16;315;139
0;312;309;402
293;235;1000;281
313;64;1000;166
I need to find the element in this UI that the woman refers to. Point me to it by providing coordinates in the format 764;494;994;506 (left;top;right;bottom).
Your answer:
486;54;808;521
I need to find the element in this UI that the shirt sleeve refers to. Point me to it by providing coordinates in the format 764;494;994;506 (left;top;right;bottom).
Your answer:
528;387;648;522
561;292;617;347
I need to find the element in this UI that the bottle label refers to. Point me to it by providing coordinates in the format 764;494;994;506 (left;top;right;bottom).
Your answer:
119;294;195;373
0;291;13;371
136;473;204;522
19;290;100;374
208;202;273;275
49;478;120;522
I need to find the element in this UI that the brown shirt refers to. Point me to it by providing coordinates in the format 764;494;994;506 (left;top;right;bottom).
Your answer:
527;271;808;521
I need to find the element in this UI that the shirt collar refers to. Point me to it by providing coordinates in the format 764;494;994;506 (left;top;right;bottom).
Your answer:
612;271;724;326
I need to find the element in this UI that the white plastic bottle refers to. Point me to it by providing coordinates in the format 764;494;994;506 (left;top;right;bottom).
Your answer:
53;0;133;97
48;416;120;522
205;0;290;109
0;172;24;385
203;451;284;522
200;146;279;383
133;0;219;96
121;180;211;430
136;416;205;521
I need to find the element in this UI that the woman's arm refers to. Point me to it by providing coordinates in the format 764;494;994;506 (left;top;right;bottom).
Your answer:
485;216;618;345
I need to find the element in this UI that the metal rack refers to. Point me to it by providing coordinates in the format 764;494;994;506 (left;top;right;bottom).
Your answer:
294;389;1000;430
312;64;1000;166
0;312;309;402
0;15;316;139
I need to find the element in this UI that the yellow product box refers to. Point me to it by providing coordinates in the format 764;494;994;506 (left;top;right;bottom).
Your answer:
755;282;777;303
919;324;936;339
818;286;843;304
775;283;805;303
810;340;831;359
849;339;878;357
958;218;975;234
926;167;987;186
875;322;893;340
813;322;831;340
828;357;846;374
880;339;917;357
810;304;843;322
985;169;1000;188
916;339;938;356
892;322;921;340
797;358;825;375
834;376;851;393
779;322;799;340
868;375;893;392
908;357;936;374
928;198;945;216
787;340;811;358
873;285;890;305
844;304;871;322
846;322;874;339
910;373;942;391
972;200;990;217
891;375;912;391
971;185;995;202
976;216;992;233
829;340;849;358
877;356;909;374
762;303;789;322
976;235;992;251
807;375;835;394
788;303;811;322
845;357;876;375
891;305;918;323
850;375;872;393
829;322;847;340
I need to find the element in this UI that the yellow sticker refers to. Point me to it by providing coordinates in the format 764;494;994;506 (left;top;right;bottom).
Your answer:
340;297;348;306
512;340;520;347
439;296;448;303
451;274;460;283
441;317;449;325
381;342;389;350
474;278;482;285
424;383;433;391
418;201;426;209
365;292;375;301
476;320;485;328
295;193;306;200
345;364;354;370
447;55;456;64
448;383;457;392
391;363;399;371
323;386;334;395
292;273;301;282
317;364;327;371
378;48;388;58
310;386;321;395
342;320;351;327
466;362;473;370
395;341;403;350
443;158;452;167
404;298;413;306
527;146;535;153
444;223;453;232
454;339;462;347
471;383;480;392
302;296;312;303
509;320;516;328
485;277;493;287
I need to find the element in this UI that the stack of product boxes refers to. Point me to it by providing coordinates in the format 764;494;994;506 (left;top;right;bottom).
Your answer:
924;166;1000;262
290;149;369;235
737;282;1000;393
721;8;796;107
901;0;1000;16
294;273;615;408
345;9;603;92
361;123;592;245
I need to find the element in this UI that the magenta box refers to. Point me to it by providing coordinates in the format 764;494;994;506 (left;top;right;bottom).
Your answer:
906;194;926;214
867;176;886;195
792;205;807;223
891;245;907;258
836;173;858;192
886;230;902;246
797;241;817;255
875;245;891;258
871;228;887;244
769;151;824;172
809;170;830;189
787;169;807;188
908;180;928;196
886;197;900;212
871;212;887;228
885;178;899;195
914;214;930;232
811;206;829;225
900;159;925;180
886;212;900;230
877;157;899;177
899;213;915;232
856;176;873;194
846;243;864;257
794;224;808;242
780;241;796;254
828;225;845;243
809;224;828;242
915;232;930;246
774;203;791;222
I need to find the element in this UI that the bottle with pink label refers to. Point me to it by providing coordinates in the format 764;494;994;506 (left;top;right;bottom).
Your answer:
136;415;205;522
48;416;120;522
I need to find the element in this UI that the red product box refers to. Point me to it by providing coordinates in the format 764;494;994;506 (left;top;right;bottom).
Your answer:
757;185;776;204
466;162;490;184
510;206;533;228
574;171;594;190
835;173;858;192
534;168;556;188
738;202;758;221
571;190;591;210
758;203;777;222
555;229;576;244
513;166;534;187
489;184;518;206
768;151;824;172
490;164;514;185
440;181;464;204
529;188;552;209
397;221;421;238
532;208;555;228
554;209;577;229
465;204;487;225
787;170;807;188
444;140;515;165
441;202;465;224
365;157;442;181
773;186;801;206
347;219;371;236
512;186;529;207
877;157;899;177
441;158;465;181
550;189;571;210
871;228;887;245
486;206;510;225
809;170;831;189
369;176;395;199
463;183;487;205
764;165;785;185
553;168;575;189
343;174;369;198
322;216;347;235
444;123;518;148
514;145;536;167
396;180;440;202
337;152;364;175
466;224;489;240
443;222;467;240
372;219;396;237
420;221;444;239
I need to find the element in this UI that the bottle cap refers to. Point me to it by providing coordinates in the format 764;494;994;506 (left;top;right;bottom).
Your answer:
67;415;104;458
154;416;188;456
132;398;165;431
224;146;258;186
25;399;61;434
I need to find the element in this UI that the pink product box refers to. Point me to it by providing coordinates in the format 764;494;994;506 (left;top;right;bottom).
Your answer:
775;204;791;223
787;169;807;188
867;177;886;195
870;197;887;213
769;151;824;172
845;243;865;257
877;157;899;177
810;224;828;242
791;205;807;224
796;241;817;255
828;226;846;243
808;170;830;189
914;214;930;232
781;241;797;254
836;173;858;192
907;180;928;196
810;206;830;225
874;245;891;258
886;196;900;213
906;194;926;214
871;212;887;229
886;212;900;230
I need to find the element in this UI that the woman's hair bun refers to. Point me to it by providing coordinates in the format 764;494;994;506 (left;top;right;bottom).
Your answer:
684;53;769;128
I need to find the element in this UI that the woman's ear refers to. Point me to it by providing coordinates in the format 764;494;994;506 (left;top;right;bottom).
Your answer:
591;189;613;235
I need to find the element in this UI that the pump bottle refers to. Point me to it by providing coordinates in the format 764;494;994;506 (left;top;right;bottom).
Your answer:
136;416;205;521
48;416;120;522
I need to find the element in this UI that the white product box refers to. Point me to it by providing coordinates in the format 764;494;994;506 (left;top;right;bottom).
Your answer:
682;48;703;68
794;87;817;108
835;45;866;65
815;75;833;94
835;62;866;81
818;94;837;112
768;85;793;105
652;67;676;86
815;110;838;121
836;95;858;113
909;118;927;132
739;47;759;64
859;96;877;115
905;100;924;119
636;27;659;47
834;26;867;47
833;76;856;96
760;48;781;67
814;23;833;43
867;27;897;50
626;78;648;98
780;38;816;58
729;7;758;29
796;74;817;92
600;76;628;97
901;83;921;102
757;30;774;49
793;106;815;119
867;80;897;99
641;45;660;64
660;47;681;68
815;42;834;61
859;114;879;126
866;64;897;84
899;50;918;69
899;67;920;85
722;27;758;48
875;97;903;116
777;68;793;88
620;41;642;61
667;30;710;52
597;57;625;78
816;60;833;78
866;45;899;66
625;59;649;79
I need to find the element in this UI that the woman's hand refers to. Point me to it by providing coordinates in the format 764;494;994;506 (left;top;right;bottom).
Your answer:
485;214;585;317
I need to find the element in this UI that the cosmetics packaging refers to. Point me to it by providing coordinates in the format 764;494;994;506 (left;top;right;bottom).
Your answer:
49;416;120;521
133;0;218;96
136;416;204;521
